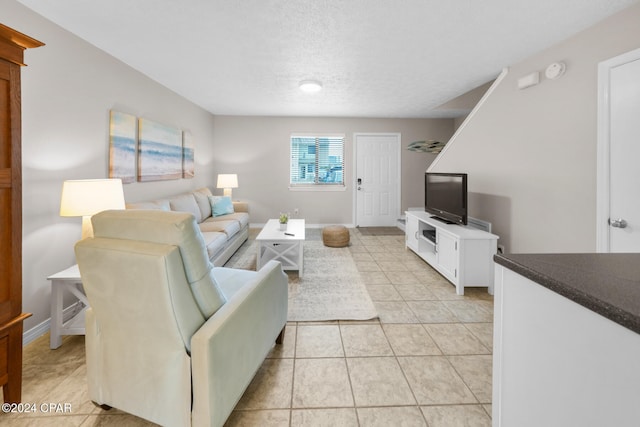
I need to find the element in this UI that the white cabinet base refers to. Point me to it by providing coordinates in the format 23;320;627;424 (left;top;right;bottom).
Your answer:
493;265;640;427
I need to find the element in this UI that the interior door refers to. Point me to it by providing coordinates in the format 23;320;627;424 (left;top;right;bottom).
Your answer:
354;133;401;227
597;49;640;252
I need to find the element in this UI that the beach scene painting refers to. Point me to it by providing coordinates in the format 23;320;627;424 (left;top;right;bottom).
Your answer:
138;118;183;182
183;131;195;178
109;111;137;183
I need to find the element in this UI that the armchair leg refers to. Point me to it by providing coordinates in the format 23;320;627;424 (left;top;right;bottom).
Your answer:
275;326;285;345
92;401;112;411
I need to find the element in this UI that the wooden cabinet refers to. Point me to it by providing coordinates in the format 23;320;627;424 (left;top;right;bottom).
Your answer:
0;23;43;403
405;211;499;295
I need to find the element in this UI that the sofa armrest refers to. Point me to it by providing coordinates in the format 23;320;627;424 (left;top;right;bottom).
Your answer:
190;260;287;427
232;201;249;213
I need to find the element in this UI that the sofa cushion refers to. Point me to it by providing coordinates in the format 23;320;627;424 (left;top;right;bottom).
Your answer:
169;193;202;223
209;195;234;217
126;199;171;211
91;210;226;319
204;212;250;229
200;231;228;260
192;187;213;220
199;220;240;238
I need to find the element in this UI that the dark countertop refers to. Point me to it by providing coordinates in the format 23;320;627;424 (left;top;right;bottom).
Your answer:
494;253;640;335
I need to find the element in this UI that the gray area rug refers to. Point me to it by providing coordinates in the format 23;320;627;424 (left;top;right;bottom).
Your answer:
225;231;378;322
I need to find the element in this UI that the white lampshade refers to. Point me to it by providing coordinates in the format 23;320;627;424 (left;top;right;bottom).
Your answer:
216;174;238;198
60;179;125;239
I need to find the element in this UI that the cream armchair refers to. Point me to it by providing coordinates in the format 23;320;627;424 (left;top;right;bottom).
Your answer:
75;210;288;427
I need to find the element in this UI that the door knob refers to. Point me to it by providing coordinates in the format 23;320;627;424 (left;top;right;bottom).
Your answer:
609;218;628;228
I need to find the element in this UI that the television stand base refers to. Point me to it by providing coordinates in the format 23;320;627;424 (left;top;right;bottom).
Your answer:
406;211;499;295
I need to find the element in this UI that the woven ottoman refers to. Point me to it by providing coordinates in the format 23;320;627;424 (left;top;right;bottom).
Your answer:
322;225;350;248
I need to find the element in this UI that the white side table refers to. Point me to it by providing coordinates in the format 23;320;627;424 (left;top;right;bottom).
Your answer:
47;265;87;349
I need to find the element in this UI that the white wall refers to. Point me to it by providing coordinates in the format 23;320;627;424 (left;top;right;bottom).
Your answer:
430;3;640;253
212;116;453;224
5;0;219;333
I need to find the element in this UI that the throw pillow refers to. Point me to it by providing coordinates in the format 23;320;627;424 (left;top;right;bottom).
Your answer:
169;193;202;223
209;195;235;217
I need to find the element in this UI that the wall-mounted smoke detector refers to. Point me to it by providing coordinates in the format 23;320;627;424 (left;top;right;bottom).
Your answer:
545;62;566;80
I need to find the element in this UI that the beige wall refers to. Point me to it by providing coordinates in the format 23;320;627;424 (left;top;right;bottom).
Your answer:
430;3;640;254
7;1;454;335
212;116;453;224
16;0;635;335
6;0;219;332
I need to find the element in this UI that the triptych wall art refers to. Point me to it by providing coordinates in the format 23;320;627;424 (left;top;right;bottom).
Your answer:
108;110;195;183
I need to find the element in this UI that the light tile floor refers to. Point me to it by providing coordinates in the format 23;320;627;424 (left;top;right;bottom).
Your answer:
2;228;493;426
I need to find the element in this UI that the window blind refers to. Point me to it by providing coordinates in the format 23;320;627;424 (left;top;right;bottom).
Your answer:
290;135;344;186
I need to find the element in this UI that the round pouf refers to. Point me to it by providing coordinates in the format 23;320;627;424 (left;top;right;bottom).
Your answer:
322;225;350;248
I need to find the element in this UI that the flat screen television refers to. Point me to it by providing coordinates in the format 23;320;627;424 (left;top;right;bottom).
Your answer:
425;172;468;225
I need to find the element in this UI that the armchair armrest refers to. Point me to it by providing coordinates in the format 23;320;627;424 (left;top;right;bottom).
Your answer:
232;201;248;213
190;260;287;427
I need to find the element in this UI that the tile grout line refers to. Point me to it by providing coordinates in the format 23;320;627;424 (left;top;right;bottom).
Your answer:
288;321;299;426
337;322;362;426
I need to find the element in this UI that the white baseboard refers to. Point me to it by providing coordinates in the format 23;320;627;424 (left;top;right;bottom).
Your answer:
23;301;82;346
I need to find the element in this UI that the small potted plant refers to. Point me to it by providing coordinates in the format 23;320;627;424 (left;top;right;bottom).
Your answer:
279;212;289;230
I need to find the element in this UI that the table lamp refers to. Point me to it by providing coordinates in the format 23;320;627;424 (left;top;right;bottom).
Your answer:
60;179;125;239
216;174;238;199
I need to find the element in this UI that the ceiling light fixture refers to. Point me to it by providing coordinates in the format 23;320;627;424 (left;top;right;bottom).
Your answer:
299;80;322;93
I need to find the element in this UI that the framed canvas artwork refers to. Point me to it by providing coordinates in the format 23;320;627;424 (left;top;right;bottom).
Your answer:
108;111;137;183
138;118;183;182
183;131;195;179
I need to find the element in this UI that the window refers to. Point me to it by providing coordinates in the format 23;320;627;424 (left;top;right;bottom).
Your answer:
290;134;344;187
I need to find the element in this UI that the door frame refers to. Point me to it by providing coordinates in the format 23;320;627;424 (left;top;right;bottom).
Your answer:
596;47;640;252
352;132;402;227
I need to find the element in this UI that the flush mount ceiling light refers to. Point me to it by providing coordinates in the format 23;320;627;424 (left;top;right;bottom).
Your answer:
299;80;323;93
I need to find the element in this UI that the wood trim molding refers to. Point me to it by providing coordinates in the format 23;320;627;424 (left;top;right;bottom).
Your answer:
0;23;44;66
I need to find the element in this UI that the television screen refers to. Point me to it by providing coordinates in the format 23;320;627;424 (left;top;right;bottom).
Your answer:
425;173;467;225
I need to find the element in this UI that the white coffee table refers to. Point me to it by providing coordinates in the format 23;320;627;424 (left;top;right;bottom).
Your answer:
256;219;305;277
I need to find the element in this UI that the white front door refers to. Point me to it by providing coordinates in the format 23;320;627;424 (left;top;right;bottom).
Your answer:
354;133;401;227
597;48;640;252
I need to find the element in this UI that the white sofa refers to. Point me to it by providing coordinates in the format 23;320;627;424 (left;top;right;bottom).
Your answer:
126;187;248;266
75;210;288;426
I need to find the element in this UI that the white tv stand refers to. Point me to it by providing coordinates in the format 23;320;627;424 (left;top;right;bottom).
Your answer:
405;211;499;295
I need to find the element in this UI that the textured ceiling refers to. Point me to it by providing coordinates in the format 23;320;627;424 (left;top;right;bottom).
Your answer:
16;0;639;118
